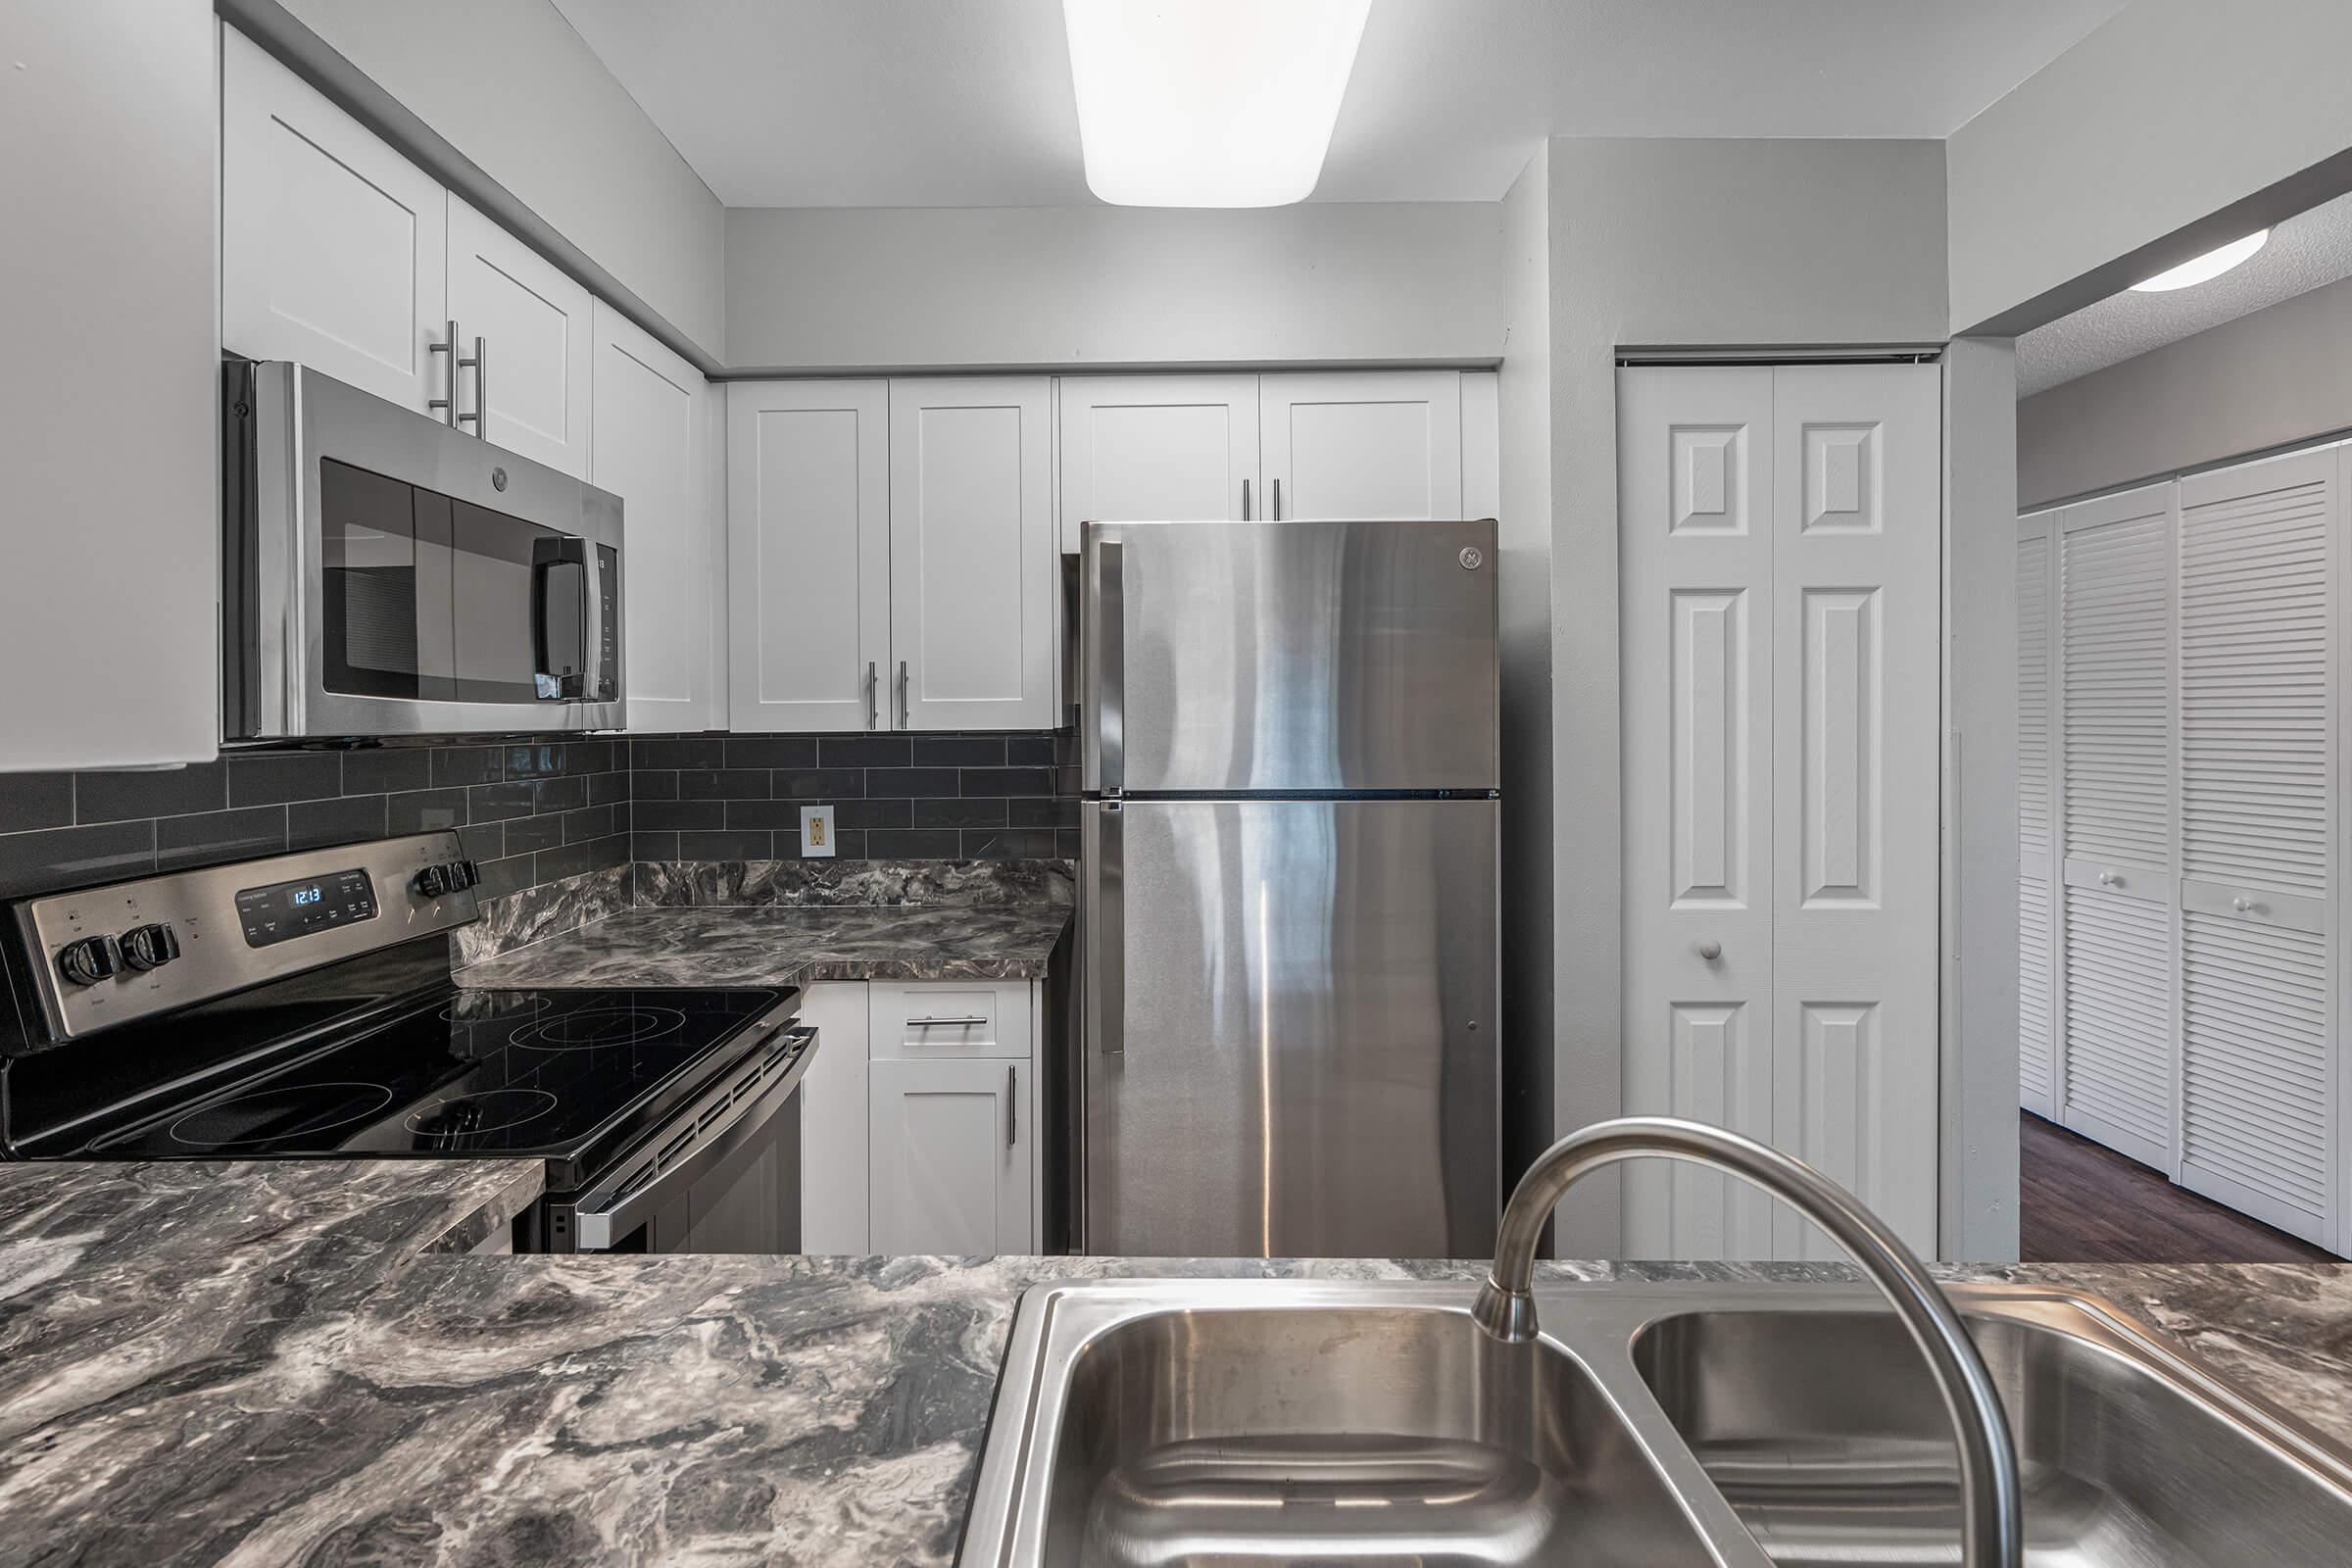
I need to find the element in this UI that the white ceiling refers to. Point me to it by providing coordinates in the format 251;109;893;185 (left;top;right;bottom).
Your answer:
552;0;2124;209
2015;192;2352;397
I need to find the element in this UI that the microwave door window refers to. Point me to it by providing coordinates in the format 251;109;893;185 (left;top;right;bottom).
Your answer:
319;459;450;700
450;500;556;703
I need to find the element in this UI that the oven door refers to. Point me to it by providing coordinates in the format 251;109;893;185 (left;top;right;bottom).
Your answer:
558;1022;815;1254
227;361;624;739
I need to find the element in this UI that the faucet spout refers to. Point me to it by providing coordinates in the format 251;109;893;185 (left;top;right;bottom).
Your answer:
1474;1116;2024;1568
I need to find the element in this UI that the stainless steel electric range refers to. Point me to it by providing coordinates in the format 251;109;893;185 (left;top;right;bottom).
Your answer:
0;832;813;1253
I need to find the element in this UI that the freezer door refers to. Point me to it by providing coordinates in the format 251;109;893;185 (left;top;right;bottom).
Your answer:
1082;519;1498;793
1083;798;1497;1258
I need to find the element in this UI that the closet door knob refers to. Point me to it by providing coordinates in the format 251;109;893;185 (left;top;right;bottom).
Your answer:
2232;896;2254;913
1696;940;1723;961
2098;869;2121;887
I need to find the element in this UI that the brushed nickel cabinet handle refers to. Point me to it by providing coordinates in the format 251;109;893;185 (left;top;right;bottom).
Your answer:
898;660;909;729
866;661;879;730
1006;1063;1017;1148
1241;478;1251;520
428;318;461;424
463;334;486;436
907;1014;989;1028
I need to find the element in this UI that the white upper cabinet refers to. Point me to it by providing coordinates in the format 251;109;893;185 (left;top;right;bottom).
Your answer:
220;25;450;414
447;198;595;478
591;302;722;731
889;378;1056;730
1260;370;1463;520
1058;374;1262;524
728;381;893;733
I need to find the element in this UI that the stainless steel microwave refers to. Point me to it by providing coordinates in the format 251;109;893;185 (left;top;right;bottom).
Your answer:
221;360;624;740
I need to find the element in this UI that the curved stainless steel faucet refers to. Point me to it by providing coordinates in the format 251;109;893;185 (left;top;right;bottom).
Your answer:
1474;1116;2026;1568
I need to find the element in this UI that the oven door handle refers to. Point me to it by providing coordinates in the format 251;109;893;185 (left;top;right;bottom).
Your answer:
572;1021;816;1250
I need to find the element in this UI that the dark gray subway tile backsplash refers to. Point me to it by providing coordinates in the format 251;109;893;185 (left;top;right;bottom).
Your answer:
0;736;630;903
0;727;1077;905
626;730;1077;864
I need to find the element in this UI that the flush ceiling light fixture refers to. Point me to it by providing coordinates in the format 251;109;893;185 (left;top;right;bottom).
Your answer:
1062;0;1372;207
2131;228;2272;292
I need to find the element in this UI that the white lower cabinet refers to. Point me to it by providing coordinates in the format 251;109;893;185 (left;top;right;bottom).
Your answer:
868;1057;1034;1255
798;979;1040;1255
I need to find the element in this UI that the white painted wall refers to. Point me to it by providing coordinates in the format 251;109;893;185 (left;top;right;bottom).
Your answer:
1496;148;1556;1199
2020;274;2352;508
723;204;1504;371
1543;136;1950;1254
1948;0;2352;335
234;0;726;362
0;0;219;770
1941;337;2022;1261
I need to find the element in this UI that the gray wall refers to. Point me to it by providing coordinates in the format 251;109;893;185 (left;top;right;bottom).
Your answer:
1542;136;1950;1254
245;0;727;362
1496;149;1556;1198
1941;338;2022;1261
2020;273;2352;507
723;203;1504;371
1948;0;2352;335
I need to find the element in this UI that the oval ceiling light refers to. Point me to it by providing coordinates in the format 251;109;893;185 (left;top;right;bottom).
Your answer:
2131;229;2272;292
1062;0;1372;208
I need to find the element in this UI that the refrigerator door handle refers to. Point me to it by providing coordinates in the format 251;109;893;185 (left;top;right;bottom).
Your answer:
1088;803;1125;1056
1098;538;1125;795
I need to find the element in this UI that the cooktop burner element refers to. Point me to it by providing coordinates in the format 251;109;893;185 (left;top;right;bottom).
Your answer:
405;1088;560;1145
512;1005;689;1052
167;1082;396;1149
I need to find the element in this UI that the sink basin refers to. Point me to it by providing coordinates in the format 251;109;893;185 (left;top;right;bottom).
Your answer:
958;1281;2352;1568
1031;1299;1716;1566
1633;1299;2352;1567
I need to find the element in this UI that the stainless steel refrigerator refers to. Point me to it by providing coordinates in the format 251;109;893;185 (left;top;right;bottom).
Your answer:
1076;518;1499;1258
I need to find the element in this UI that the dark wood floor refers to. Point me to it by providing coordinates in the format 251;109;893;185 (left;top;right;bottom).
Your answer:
2019;1111;2338;1263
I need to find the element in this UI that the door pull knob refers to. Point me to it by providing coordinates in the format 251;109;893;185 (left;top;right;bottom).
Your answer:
1696;941;1723;961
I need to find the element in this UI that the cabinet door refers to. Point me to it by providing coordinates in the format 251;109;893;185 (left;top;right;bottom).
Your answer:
727;381;891;732
1260;370;1462;520
889;378;1055;730
447;197;594;477
1058;375;1261;524
797;983;871;1254
2056;483;2178;1172
869;1058;1033;1254
592;302;722;731
2172;448;2337;1247
220;24;449;413
2017;512;2059;1121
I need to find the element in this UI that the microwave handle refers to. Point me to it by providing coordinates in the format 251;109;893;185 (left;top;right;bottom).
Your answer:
530;537;600;699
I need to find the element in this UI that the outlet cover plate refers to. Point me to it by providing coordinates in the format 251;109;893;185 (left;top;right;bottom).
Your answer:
800;803;836;858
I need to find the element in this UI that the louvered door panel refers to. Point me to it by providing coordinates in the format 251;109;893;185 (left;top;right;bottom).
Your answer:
2018;514;2057;1117
2060;487;2174;874
2172;446;2338;1250
2060;879;2174;1169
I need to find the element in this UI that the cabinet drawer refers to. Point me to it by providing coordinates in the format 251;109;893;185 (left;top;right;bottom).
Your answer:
869;981;1033;1059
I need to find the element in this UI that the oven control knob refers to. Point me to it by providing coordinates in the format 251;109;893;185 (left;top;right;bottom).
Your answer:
57;934;122;987
120;922;181;972
413;859;480;899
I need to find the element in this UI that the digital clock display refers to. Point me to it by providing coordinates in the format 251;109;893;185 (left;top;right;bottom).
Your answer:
235;868;376;948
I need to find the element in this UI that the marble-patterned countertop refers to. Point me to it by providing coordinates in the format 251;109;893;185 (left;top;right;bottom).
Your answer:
456;901;1071;990
1;1157;2348;1565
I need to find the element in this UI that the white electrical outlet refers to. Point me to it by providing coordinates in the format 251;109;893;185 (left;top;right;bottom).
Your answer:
800;804;836;858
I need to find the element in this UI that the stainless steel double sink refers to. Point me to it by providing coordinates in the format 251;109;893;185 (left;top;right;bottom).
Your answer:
957;1279;2352;1566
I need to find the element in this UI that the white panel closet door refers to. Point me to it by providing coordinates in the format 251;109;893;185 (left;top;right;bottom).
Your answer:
1618;367;1778;1258
2017;512;2059;1120
1767;365;1943;1258
2172;446;2338;1247
2056;483;2178;1172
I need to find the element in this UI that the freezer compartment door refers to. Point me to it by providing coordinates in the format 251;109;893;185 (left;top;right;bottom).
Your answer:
1081;519;1498;793
1083;798;1497;1258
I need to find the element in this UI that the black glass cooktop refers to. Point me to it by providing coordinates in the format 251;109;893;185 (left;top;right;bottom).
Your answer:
81;985;792;1187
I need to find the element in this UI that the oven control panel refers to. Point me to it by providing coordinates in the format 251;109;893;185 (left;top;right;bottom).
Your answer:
11;830;480;1042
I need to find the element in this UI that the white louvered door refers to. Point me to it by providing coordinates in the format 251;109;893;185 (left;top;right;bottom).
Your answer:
2017;513;2059;1120
2171;447;2338;1247
2056;483;2179;1172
